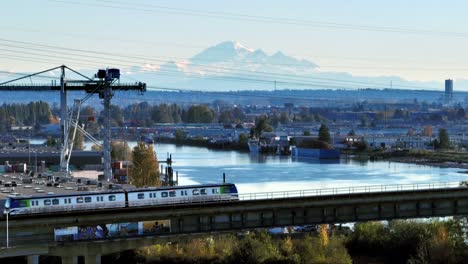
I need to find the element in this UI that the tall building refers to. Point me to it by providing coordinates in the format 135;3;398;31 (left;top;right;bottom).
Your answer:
445;79;453;103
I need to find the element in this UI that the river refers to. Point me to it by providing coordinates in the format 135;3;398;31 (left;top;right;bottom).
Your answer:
31;140;468;194
133;143;467;194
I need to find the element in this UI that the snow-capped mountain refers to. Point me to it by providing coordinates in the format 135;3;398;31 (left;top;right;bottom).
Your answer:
123;41;445;91
188;41;317;74
191;41;255;63
135;41;319;80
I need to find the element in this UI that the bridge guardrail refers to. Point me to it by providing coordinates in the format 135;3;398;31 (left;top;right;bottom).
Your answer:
1;182;465;216
238;182;464;201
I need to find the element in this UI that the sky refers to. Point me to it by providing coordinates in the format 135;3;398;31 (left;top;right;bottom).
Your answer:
1;0;468;85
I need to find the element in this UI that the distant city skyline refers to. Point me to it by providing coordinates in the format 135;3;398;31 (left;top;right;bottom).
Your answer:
1;0;468;88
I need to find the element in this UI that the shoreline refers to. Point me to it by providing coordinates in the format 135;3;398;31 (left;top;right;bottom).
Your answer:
387;157;468;172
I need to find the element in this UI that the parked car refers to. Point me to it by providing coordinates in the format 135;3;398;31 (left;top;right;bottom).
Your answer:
294;225;317;232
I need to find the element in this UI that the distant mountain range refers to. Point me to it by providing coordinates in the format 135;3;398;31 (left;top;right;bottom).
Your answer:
124;40;466;92
1;41;467;106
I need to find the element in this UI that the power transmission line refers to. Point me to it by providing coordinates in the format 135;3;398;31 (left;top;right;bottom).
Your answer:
0;38;443;90
48;0;468;39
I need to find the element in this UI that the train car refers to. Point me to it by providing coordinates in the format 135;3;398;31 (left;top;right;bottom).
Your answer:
3;183;239;216
4;191;127;216
126;183;238;207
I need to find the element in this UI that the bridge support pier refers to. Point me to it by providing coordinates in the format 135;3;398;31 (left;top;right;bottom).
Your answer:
84;254;101;264
61;255;78;264
27;255;39;264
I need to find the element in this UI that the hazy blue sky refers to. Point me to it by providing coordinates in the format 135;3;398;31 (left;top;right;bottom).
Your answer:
1;0;467;82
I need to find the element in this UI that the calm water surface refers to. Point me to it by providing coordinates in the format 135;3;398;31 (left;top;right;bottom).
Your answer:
33;140;468;194
150;144;467;194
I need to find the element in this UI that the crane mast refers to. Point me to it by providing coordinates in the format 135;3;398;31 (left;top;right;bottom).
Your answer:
0;65;146;181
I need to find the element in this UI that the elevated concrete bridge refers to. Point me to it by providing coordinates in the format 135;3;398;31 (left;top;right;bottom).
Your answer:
1;182;468;263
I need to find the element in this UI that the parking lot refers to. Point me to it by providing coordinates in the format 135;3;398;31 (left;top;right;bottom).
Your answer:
0;172;132;198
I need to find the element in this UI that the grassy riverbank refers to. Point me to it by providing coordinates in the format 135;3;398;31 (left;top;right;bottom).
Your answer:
346;149;468;170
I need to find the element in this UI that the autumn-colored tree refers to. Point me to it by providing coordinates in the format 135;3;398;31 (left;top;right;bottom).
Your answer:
111;141;132;161
68;126;84;150
91;144;102;151
320;224;329;247
130;142;160;187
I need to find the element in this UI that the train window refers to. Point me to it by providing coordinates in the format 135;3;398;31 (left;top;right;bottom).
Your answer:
19;200;28;207
84;197;92;203
52;199;59;205
64;199;67;204
77;197;83;203
44;200;51;206
137;193;145;199
68;198;71;204
169;190;176;197
149;193;152;198
100;196;104;202
200;189;207;195
192;189;199;195
161;192;168;198
109;195;116;201
212;188;219;194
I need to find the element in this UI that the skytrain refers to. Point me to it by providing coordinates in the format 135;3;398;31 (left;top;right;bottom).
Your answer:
4;183;239;215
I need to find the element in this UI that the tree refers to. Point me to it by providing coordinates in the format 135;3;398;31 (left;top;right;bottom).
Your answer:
91;144;102;151
318;124;331;143
130;142;160;187
111;141;132;161
279;111;291;124
253;115;273;138
218;110;234;124
68;127;84;150
438;128;450;149
175;129;186;141
151;104;182;123
80;106;100;135
232;107;245;122
238;133;248;144
184;105;215;123
46;136;58;147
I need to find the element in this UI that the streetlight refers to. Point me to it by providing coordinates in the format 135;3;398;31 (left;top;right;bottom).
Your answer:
4;207;20;248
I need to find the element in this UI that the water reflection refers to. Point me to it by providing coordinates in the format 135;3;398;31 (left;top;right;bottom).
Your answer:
249;154;292;164
292;157;341;165
79;142;468;193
